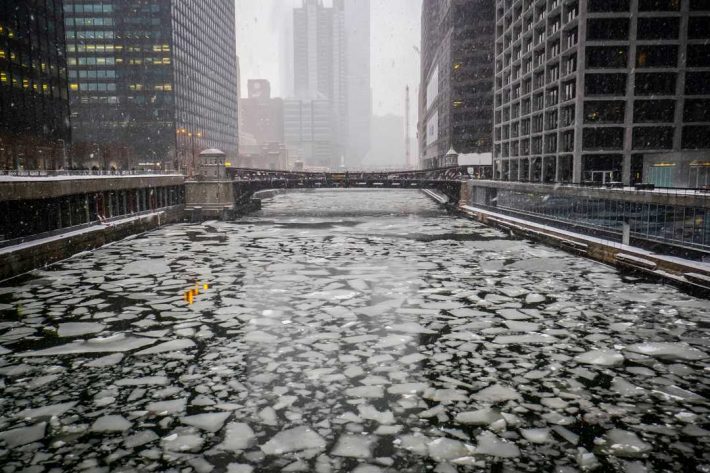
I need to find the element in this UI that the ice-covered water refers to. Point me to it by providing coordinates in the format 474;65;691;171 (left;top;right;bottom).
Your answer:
0;189;708;472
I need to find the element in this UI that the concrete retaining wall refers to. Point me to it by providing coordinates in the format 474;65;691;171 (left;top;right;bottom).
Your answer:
0;206;184;281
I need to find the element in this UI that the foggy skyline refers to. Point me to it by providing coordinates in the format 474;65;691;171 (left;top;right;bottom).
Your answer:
234;0;422;123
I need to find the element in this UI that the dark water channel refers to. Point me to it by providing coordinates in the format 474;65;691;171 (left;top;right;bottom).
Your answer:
0;189;708;473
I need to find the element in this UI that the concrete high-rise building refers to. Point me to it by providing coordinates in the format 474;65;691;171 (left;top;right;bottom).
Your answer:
419;0;496;169
239;79;287;169
292;0;371;169
283;98;334;169
342;0;372;168
63;0;239;172
0;0;71;171
493;0;710;187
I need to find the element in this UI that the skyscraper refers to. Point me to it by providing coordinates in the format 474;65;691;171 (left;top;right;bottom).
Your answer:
292;0;371;169
493;0;710;187
0;0;71;171
419;0;496;169
63;0;238;172
342;0;372;168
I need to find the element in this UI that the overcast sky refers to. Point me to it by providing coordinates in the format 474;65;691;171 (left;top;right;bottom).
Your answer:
234;0;422;119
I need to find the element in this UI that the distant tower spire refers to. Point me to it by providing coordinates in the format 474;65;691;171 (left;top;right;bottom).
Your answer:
405;85;411;169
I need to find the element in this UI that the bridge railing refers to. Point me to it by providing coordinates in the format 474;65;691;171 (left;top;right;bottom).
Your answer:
227;166;476;182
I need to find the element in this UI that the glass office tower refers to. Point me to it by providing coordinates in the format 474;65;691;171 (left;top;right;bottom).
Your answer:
0;0;71;170
63;0;238;171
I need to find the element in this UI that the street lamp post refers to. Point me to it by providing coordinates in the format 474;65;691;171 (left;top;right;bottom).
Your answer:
177;128;203;177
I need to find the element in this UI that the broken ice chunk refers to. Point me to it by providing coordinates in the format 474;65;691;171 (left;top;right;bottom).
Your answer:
0;422;46;447
134;339;196;355
454;408;503;426
345;386;384;398
91;415;132;433
603;429;652;458
331;433;375;458
624;343;707;361
260;426;326;455
472;384;521;403
358;404;395;424
85;353;124;367
427;437;471;461
15;402;77;420
575;349;625;367
520;428;552;444
180;412;231;432
146;398;188;415
124;430;159;448
57;322;106;338
18;334;155;357
218;423;256;451
162;432;204;452
473;431;520;458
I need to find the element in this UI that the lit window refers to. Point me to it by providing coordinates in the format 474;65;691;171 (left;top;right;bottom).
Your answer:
69;83;79;91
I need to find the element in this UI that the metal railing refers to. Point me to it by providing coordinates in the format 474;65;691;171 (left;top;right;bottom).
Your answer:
0;170;183;178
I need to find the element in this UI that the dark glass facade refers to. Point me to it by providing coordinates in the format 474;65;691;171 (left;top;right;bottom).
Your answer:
63;0;238;172
419;0;496;169
0;0;71;171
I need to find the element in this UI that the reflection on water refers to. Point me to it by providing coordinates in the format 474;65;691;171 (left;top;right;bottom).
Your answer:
184;282;211;305
0;189;708;472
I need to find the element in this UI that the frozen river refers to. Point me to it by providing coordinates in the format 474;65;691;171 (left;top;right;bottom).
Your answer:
0;189;708;472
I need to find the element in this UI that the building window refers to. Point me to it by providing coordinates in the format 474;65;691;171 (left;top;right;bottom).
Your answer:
687;45;710;68
686;72;710;95
561;130;574;151
638;0;681;10
633;100;675;123
583;127;624;150
585;73;626;95
632;127;674;149
588;0;630;12
688;17;710;38
684;99;710;122
637;17;680;39
586;18;629;40
586;47;628;69
636;73;677;96
563;81;576;101
584;101;625;123
636;46;678;68
561;105;576;126
546;110;558;130
532;114;544;133
682;126;710;149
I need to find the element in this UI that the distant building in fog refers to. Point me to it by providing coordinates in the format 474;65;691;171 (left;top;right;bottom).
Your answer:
419;0;496;169
292;0;371;169
63;0;238;171
239;79;288;169
494;0;710;188
0;1;71;171
241;80;284;145
283;98;334;169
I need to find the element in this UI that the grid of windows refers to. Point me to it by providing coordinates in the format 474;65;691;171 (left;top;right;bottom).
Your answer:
494;0;710;185
0;0;71;170
419;0;495;169
64;0;238;171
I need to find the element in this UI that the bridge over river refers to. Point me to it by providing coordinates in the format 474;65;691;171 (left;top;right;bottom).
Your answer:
0;189;708;472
